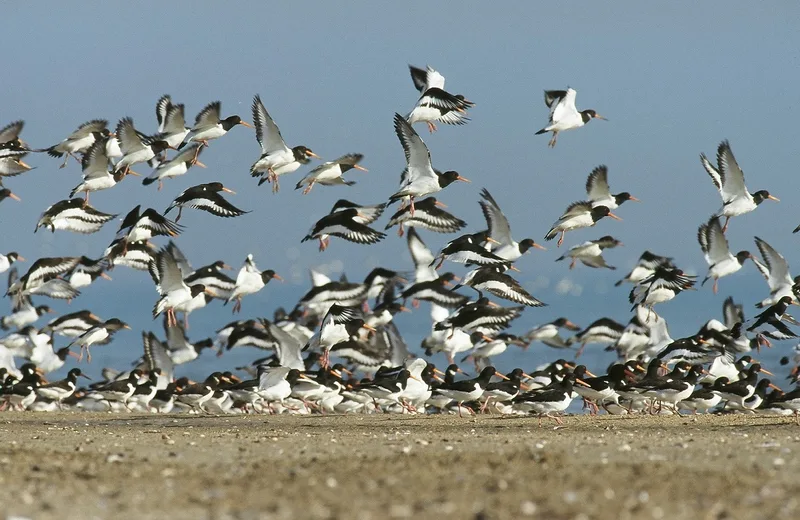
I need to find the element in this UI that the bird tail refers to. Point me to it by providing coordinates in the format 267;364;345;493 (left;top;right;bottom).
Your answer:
163;202;176;215
794;224;800;234
534;128;548;135
555;254;566;262
301;234;313;243
142;175;158;186
544;228;557;241
68;184;80;198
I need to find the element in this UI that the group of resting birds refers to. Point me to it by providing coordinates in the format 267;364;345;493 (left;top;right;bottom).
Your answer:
1;63;799;423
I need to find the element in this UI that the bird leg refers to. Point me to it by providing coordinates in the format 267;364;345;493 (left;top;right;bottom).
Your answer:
569;258;576;270
412;299;420;309
575;343;586;358
83;191;90;207
457;402;463;418
59;154;69;169
397;223;405;237
410;197;416;216
183;312;189;330
320;350;330;369
175;208;183;223
232;298;242;314
86;346;92;363
480;397;492;414
557;232;565;247
318;237;328;252
548;132;558;148
721;217;730;233
427;121;437;133
713;279;719;295
303;181;314;195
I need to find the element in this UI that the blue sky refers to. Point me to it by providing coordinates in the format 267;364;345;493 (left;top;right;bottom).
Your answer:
3;3;800;379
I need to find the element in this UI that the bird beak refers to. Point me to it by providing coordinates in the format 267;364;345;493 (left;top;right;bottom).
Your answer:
508;265;521;272
398;305;411;313
456;175;470;183
222;187;236;194
35;367;46;377
486;237;501;245
8;192;20;202
204;289;215;296
565;321;581;331
486;301;501;308
494;372;510;381
68;351;81;360
194;160;207;168
433;368;446;377
17;160;31;169
272;273;283;281
126;170;141;177
769;383;782;391
522;372;534;380
607;212;622;221
760;367;775;376
340;367;353;376
584;369;598;378
481;334;494;342
353;164;368;172
15;255;25;262
361;323;377;332
89;313;101;321
331;369;343;378
80;373;92;380
307;151;322;159
628;196;641;202
434;200;448;208
123;325;132;330
456;368;468;375
532;243;547;251
222;264;233;270
101;273;113;281
594;114;608;121
575;378;592;388
409;375;422;382
768;195;780;202
239;121;254;128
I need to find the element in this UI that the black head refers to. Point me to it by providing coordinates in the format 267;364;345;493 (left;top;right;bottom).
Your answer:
202;182;225;192
437;170;469;188
36;305;52;316
130;369;145;380
67;368;85;379
590;205;618;222
613;192;639;205
580;109;607;123
553;317;581;330
344;318;368;337
150;140;172;154
6;252;21;262
260;270;282;284
735;251;752;264
104;318;130;330
752;190;779;205
778;295;795;306
213;260;229;270
469;331;488;343
478;366;498;380
292;146;318;164
221;115;249;130
518;238;546;254
437;272;459;285
56;347;72;361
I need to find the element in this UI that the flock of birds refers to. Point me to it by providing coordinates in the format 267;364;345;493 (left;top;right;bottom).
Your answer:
2;64;800;424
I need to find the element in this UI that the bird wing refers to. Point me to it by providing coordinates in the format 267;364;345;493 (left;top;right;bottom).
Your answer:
394;113;433;179
704;217;731;264
115;118;146;154
550;88;577;122
717;141;748;202
722;297;745;329
162;103;186;135
150;248;187;295
70;120;108;139
327;304;359;325
755;237;792;289
165;241;192;278
261;319;305;370
559;201;592;220
700;153;721;191
135;209;183;237
585;165;611;202
80;140;110;180
543;90;567;109
23;257;80;287
409;65;445;92
0;121;24;144
142;331;174;382
479;188;512;246
155;95;171;132
406;228;436;283
193;101;222;128
252;95;289;154
179;191;249;218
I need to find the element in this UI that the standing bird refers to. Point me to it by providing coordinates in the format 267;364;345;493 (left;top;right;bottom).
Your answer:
304;304;376;368
69;140;134;204
179;101;252;159
556;236;622;269
406;64;474;133
227;254;282;313
545;202;620;247
113;118;172;175
535;88;606;147
700;140;778;233
42;119;109;168
698;216;752;294
295;154;367;194
35;198;117;234
302;208;386;251
36;368;89;409
388;113;469;215
164;182;248;222
142;144;205;190
249;95;318;193
68;318;130;362
585;165;639;209
480;188;546;261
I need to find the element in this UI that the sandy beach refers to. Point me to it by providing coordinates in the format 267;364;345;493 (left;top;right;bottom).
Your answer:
1;413;799;520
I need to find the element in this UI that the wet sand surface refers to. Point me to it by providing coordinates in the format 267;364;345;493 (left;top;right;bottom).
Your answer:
1;413;799;520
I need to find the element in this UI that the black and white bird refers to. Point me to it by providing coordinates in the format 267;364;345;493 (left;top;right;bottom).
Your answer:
432;232;511;269
164;182;247;222
92;369;144;409
384;197;466;236
183;261;235;301
295;153;367;194
400;273;469;309
513;373;589;425
149;246;210;327
435;297;524;333
556;236;622;270
615;251;676;287
180;101;251;153
585;165;639;209
35;198;117;234
304;304;376;368
752;237;796;308
388;113;469;214
698;216;752;294
41;310;103;339
406;65;474;133
69;140;135;203
629;267;697;317
302;208;386;251
454;266;546;307
437;366;506;417
1;298;51;331
0;252;23;275
249;94;318;193
227;254;282;313
700;140;778;232
142;144;205;190
7;256;81;304
114;118;172;175
111;205;183;251
545;202;620;247
480;188;546;261
36;368;89;409
746;296;799;346
42;119;109;168
525;318;582;349
67;317;130;362
67;256;112;289
535;88;606;147
567;318;625;357
152;95;190;149
104;239;155;271
163;316;214;365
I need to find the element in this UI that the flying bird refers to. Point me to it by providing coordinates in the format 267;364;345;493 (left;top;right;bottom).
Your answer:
41;119;109;168
385;197;466;236
406;65;474;133
480;188;546;261
535;88;606;147
295;153;367;194
164;182;248;222
302;208;386;252
113;118;172;176
35;198;117;234
179;101;252;156
698;216;752;294
227;254;282;314
142;144;205;190
556;236;622;269
545;202;620;247
585;165;639;209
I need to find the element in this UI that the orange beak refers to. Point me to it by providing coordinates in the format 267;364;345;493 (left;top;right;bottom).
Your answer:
434;200;448;208
494;372;510;381
307;151;322;159
222;187;236;194
759;367;775;376
768;195;780;202
532;243;547;251
628;196;641;202
353;164;368;172
607;212;622;221
272;273;283;282
456;175;470;183
239;121;254;128
194;160;207;168
575;378;592;388
8;192;21;202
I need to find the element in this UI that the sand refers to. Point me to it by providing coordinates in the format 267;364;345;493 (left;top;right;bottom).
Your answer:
1;413;799;520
